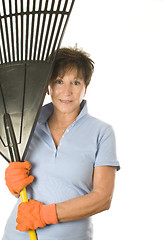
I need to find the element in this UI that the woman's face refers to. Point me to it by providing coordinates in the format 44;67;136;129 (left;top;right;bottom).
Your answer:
48;67;87;116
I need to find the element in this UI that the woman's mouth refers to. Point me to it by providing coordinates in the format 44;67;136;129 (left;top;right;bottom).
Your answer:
59;100;73;104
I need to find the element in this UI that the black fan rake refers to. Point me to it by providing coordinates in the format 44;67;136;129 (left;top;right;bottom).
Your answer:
0;0;75;239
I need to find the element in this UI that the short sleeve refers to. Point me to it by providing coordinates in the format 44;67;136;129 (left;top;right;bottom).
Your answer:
94;126;120;170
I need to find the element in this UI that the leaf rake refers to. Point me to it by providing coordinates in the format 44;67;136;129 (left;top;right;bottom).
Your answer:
0;0;75;239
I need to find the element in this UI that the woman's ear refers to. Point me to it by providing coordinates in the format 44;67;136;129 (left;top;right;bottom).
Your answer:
84;87;87;97
46;86;49;95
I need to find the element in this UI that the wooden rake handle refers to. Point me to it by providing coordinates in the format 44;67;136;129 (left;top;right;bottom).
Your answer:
20;188;38;240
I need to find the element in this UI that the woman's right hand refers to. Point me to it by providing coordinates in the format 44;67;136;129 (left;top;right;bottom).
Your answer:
5;161;34;196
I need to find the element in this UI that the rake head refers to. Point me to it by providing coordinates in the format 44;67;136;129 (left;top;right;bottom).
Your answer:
0;0;75;162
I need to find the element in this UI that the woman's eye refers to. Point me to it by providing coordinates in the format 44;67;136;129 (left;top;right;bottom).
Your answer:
55;79;63;84
73;81;80;85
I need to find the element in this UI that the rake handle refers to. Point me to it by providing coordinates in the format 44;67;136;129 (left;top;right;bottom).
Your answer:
3;114;37;239
20;188;38;240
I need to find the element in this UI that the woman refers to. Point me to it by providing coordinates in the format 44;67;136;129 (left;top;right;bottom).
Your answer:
3;47;120;240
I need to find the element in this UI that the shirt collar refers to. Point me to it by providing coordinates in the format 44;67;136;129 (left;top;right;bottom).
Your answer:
38;99;88;125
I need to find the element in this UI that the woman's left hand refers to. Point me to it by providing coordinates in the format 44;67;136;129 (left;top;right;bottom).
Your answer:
16;200;58;231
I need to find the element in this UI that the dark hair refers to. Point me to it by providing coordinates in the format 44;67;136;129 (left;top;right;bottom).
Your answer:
49;47;94;87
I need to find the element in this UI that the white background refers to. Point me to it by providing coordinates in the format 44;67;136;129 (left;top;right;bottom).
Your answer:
1;0;163;239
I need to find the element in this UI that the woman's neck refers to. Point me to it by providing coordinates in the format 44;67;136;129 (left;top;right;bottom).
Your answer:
48;107;80;130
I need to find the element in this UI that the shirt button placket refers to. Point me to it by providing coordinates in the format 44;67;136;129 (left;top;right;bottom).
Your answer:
54;149;57;158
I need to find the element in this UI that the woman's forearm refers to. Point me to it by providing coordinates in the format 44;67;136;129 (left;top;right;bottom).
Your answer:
56;190;111;222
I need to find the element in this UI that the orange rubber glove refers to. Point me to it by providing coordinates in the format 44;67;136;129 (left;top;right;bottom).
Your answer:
16;200;58;231
5;161;34;195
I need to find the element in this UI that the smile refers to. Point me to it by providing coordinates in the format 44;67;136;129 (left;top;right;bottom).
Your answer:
59;100;73;104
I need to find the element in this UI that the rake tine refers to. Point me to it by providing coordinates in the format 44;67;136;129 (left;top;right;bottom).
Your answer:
9;0;15;62
15;0;20;61
41;0;56;61
0;16;7;63
45;0;62;60
20;0;24;61
50;0;69;60
2;0;11;62
56;1;75;53
49;0;75;63
37;0;49;60
33;0;43;60
25;0;30;61
29;0;36;61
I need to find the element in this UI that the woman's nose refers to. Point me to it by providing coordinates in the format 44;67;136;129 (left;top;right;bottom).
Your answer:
62;84;72;96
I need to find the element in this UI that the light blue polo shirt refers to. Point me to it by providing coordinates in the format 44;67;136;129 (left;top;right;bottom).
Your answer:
3;100;120;240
